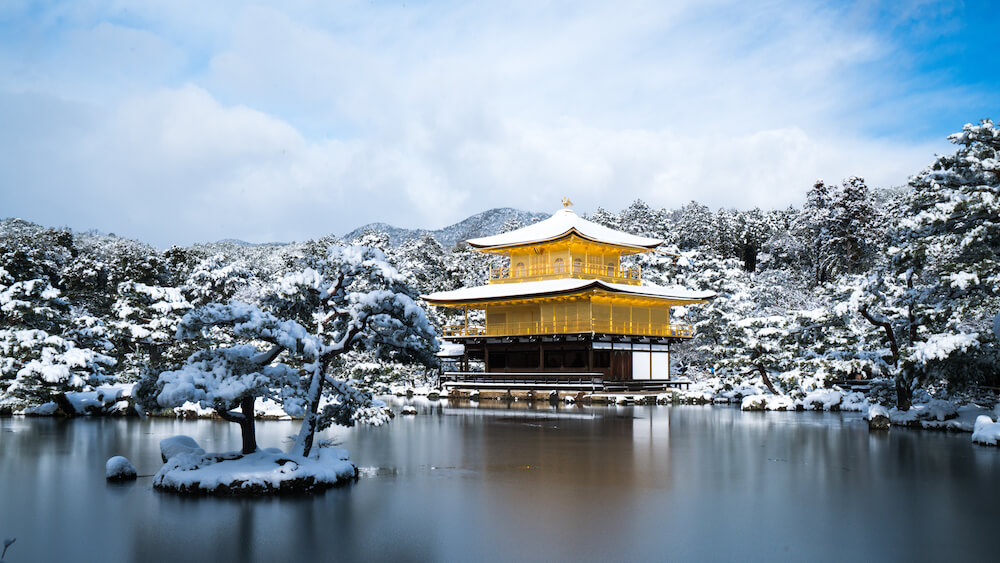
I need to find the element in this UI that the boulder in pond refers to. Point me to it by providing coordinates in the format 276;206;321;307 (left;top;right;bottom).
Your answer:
106;456;138;481
867;405;891;431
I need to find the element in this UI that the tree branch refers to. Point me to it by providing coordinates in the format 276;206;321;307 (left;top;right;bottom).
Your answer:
252;344;283;366
860;304;899;365
215;404;246;423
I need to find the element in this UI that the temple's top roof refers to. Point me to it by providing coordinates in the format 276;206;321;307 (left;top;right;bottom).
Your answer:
465;208;663;250
422;278;716;305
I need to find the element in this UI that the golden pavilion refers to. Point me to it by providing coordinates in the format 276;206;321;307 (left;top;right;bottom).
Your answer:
422;202;715;390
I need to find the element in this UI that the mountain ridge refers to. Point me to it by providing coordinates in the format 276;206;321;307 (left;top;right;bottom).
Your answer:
342;207;549;248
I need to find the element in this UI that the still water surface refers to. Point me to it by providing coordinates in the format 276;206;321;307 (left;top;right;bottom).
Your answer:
1;401;998;562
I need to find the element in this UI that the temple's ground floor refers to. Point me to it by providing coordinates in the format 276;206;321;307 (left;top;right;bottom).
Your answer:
442;334;688;391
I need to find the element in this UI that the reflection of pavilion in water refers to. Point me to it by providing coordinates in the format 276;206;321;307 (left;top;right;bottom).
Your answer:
445;404;674;489
440;404;675;542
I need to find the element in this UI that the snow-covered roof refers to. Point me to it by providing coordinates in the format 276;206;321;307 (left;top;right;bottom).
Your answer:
466;208;663;250
423;278;715;305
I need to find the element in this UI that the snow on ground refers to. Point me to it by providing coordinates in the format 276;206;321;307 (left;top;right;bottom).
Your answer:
154;436;357;495
797;389;848;411
739;390;868;412
886;400;987;431
711;380;996;434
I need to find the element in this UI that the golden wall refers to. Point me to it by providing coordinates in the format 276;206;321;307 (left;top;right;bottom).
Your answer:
483;296;674;337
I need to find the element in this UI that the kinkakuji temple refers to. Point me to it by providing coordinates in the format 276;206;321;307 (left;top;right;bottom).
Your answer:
422;201;715;391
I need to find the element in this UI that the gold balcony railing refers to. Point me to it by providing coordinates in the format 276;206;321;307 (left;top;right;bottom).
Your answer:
487;263;641;285
443;320;693;338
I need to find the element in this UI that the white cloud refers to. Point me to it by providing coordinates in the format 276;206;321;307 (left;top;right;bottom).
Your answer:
0;0;961;246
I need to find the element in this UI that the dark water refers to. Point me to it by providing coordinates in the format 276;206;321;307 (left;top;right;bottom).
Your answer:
1;401;997;562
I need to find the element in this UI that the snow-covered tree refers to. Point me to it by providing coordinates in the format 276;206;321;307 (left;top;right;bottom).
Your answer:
110;282;192;379
264;243;438;456
145;243;437;456
830;176;879;275
791;180;836;283
396;235;452;295
150;302;313;453
183;254;253;306
872;119;1000;406
0;270;115;408
671;201;716;250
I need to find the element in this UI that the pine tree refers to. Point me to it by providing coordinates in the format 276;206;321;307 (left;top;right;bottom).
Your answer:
0;269;115;409
672;201;715;250
880;119;1000;404
830;176;879;275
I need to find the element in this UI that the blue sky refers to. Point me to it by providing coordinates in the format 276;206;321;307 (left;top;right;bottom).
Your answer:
0;0;997;247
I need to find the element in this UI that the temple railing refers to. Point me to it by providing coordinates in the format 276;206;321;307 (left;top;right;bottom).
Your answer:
442;321;693;339
487;264;641;285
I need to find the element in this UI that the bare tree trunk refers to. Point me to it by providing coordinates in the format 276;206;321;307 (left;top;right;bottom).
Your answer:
291;361;326;458
859;304;908;410
217;396;258;455
238;396;257;454
895;379;912;412
756;364;780;395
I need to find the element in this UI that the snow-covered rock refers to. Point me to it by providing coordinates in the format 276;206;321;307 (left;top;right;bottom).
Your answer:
796;389;843;411
764;395;794;411
741;395;767;411
740;394;792;411
160;435;205;462
106;456;137;481
890;399;960;427
23;402;59;416
972;415;1000;447
400;405;417;415
866;405;890;430
153;447;357;495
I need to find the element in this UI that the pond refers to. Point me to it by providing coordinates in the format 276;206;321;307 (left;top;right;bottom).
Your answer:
1;401;997;562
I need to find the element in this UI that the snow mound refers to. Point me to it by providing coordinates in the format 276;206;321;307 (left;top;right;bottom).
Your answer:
24;402;59;415
160;435;205;462
840;392;870;412
890;399;960;426
740;394;792;411
972;415;1000;447
106;456;137;481
796;389;843;411
740;395;767;411
764;395;794;411
64;384;134;415
153;447;357;496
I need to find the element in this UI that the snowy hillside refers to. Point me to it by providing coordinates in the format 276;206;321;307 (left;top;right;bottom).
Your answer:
343;207;549;248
